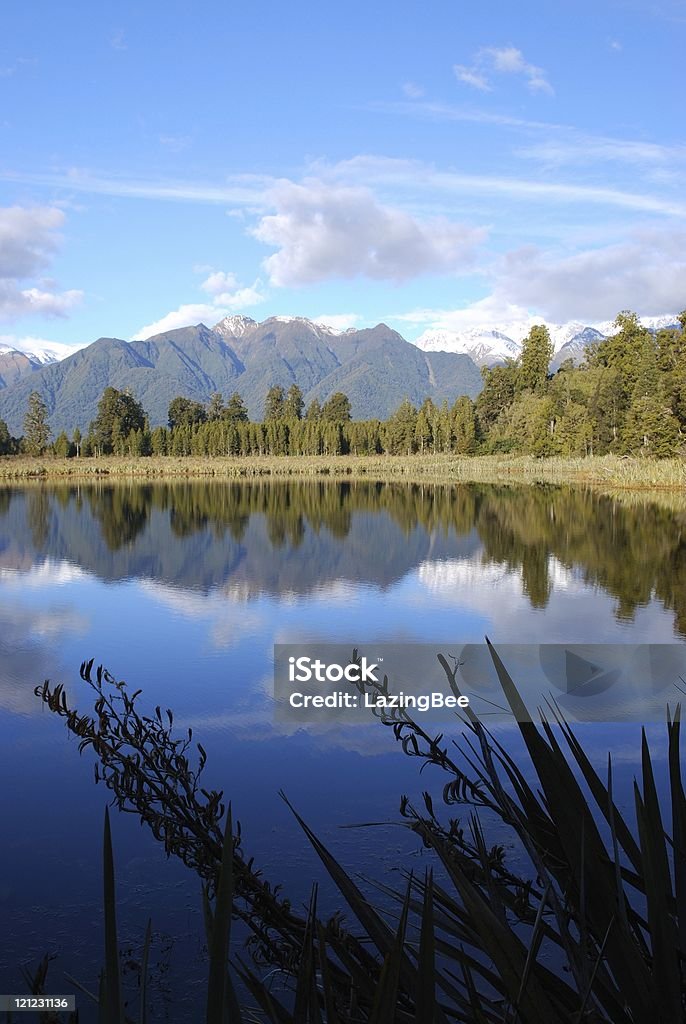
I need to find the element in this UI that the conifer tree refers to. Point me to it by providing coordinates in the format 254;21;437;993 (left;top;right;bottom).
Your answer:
206;392;225;421
225;393;249;423
0;417;12;456
452;396;477;454
321;392;352;422
306;398;322;421
284;384;304;420
264;385;286;421
518;325;553;394
53;431;73;458
91;387;146;454
168;396;206;429
23;391;51;455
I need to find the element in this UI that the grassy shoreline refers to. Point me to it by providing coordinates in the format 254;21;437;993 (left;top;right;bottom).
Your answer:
1;451;685;490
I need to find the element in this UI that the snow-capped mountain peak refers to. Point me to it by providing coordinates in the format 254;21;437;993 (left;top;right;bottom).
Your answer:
0;337;77;365
212;314;257;339
414;314;680;369
415;327;520;367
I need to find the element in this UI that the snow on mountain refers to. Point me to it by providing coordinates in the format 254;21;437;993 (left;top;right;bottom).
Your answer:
550;328;605;372
414;315;680;368
0;337;76;365
593;314;680;336
212;314;257;339
415;327;520;367
638;315;681;333
263;315;345;336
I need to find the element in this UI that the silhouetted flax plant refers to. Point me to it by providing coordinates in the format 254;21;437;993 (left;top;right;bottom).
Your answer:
29;645;686;1022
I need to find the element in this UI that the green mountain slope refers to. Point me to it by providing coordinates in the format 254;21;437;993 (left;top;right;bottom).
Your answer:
0;350;41;390
0;317;482;434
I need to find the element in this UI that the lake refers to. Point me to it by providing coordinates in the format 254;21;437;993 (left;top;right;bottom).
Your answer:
1;478;684;1017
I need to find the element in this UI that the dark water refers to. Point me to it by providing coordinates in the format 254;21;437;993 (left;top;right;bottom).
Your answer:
1;479;685;1015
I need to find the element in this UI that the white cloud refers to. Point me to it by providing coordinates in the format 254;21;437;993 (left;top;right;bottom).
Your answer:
324;155;686;218
213;282;265;307
390;296;537;341
2;169;269;205
131;271;265;339
312;313;361;331
0;282;83;319
372;103;686;180
200;270;240;295
252;178;486;286
515;134;686;169
453;65;491;92
394;228;686;329
454;45;553;95
132;303;229;338
496;230;686;321
401;81;425;99
0;205;83;320
0;206;63;279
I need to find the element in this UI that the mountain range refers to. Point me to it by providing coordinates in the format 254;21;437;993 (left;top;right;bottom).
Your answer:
0;316;483;435
415;315;680;370
0;313;679;436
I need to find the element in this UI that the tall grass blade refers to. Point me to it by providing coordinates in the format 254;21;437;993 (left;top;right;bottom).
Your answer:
414;870;435;1023
667;707;686;979
293;885;322;1023
368;878;411;1024
634;730;681;1020
102;807;122;1024
206;806;242;1024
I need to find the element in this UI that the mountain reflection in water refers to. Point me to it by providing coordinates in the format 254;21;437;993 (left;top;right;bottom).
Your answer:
1;480;685;631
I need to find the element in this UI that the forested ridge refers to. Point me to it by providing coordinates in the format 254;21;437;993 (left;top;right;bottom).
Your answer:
1;310;684;460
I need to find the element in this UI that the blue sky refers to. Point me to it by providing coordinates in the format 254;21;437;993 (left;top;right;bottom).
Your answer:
1;0;684;354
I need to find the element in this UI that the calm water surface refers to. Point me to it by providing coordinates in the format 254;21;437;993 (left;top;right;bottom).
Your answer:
1;479;684;1014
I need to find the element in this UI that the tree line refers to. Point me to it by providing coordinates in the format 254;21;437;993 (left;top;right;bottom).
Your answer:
1;309;684;460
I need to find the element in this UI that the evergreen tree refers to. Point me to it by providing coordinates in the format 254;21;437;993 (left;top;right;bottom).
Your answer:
284;384;304;420
150;426;168;455
23;391;51;455
206;392;225;421
435;401;453;453
264;385;286;421
225;393;249;423
622;337;680;455
414;408;432;453
419;398;438;452
53;431;73;458
0;418;11;456
452;396;476;454
475;362;517;436
518;325;553;394
555;403;592;456
91;387;146;455
656;314;686;429
384;399;417;454
623;394;680;456
321;392;352;422
306;398;322;421
72;427;82;458
168;396;206;429
586;311;651;413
